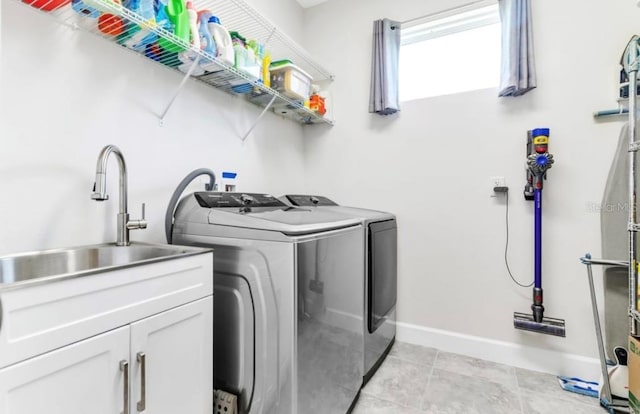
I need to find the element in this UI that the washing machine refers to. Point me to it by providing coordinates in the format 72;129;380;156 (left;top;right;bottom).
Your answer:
171;191;365;414
280;195;397;385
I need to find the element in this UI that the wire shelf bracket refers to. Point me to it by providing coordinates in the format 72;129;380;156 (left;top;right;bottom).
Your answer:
159;55;202;126
241;94;277;141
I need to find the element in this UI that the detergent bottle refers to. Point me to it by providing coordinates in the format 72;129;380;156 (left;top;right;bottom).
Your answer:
176;0;201;68
198;10;216;57
158;0;190;52
138;0;154;23
262;52;271;88
186;1;200;50
117;0;156;50
197;10;223;72
231;32;247;69
208;16;234;66
98;13;125;36
24;0;70;12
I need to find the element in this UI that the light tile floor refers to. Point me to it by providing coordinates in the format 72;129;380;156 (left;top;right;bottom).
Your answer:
353;342;605;414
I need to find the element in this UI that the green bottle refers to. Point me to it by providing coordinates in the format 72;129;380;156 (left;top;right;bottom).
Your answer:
158;0;190;53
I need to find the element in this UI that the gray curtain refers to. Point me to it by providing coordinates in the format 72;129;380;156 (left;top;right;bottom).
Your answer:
369;19;401;115
498;0;536;97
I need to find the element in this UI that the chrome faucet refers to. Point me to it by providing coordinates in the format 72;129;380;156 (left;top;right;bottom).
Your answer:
91;145;147;246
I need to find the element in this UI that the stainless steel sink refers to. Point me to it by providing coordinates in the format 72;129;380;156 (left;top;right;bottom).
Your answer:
0;242;211;289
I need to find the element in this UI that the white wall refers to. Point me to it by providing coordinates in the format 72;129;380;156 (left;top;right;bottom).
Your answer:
302;0;640;377
4;0;639;380
0;0;306;255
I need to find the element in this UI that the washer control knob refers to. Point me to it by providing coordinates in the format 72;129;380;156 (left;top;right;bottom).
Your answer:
240;194;255;205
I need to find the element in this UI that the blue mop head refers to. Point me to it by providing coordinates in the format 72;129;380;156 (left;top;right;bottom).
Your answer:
557;376;599;399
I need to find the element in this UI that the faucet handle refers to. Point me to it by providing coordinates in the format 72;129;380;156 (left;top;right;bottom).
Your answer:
127;203;148;230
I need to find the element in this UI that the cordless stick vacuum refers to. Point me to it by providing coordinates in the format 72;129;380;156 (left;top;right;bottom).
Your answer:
514;129;566;337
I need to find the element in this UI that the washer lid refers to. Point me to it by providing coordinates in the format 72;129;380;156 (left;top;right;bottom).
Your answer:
196;192;361;235
207;208;361;235
280;194;395;222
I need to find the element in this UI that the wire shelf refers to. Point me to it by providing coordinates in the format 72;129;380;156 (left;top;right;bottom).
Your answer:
17;0;334;126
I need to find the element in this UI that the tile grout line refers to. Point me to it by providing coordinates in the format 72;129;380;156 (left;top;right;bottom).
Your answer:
362;348;441;411
513;368;525;414
416;349;440;411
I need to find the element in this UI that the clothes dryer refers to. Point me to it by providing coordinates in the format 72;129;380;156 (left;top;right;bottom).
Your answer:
280;195;397;384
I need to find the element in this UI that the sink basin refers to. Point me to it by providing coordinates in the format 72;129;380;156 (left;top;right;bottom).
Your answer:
0;242;211;289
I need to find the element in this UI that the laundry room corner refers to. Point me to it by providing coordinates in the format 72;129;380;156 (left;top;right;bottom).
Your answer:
6;0;640;411
300;0;640;380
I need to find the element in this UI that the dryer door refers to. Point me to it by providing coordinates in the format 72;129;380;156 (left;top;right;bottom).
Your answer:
368;220;397;333
213;272;255;409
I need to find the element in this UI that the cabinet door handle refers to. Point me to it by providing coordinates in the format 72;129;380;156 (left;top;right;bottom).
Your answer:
137;352;146;412
120;360;130;414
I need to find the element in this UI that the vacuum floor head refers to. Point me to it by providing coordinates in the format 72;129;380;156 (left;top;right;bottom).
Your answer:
514;312;566;337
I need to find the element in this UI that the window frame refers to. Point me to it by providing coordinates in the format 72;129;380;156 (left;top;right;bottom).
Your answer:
399;0;500;101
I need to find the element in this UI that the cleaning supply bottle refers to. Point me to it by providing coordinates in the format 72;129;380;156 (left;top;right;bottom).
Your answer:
24;0;70;12
198;11;216;55
122;0;154;24
186;1;200;50
231;31;247;70
177;0;200;67
158;0;190;52
196;10;222;72
118;0;156;51
138;0;154;23
246;39;262;80
98;13;125;36
262;52;271;88
208;16;234;66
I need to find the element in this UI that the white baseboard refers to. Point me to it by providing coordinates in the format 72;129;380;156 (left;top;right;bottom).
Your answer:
396;321;601;381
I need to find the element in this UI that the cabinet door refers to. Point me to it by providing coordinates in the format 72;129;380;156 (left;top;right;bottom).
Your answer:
0;326;130;414
130;296;213;414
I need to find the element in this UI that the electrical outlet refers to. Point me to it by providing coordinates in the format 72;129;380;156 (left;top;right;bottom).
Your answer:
490;176;505;197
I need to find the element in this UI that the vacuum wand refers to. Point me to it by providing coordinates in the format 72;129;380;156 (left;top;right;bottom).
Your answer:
514;128;566;337
533;188;543;323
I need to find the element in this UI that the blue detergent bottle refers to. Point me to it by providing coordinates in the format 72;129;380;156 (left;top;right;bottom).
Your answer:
117;0;157;52
198;10;217;57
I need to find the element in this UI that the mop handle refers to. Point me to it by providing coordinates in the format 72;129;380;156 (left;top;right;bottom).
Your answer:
534;188;542;290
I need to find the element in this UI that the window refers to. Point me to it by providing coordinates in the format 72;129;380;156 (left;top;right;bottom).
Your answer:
399;2;500;102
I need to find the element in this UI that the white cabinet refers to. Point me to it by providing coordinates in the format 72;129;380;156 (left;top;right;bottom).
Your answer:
0;297;213;414
0;250;214;414
0;253;214;368
130;297;213;414
0;326;130;414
